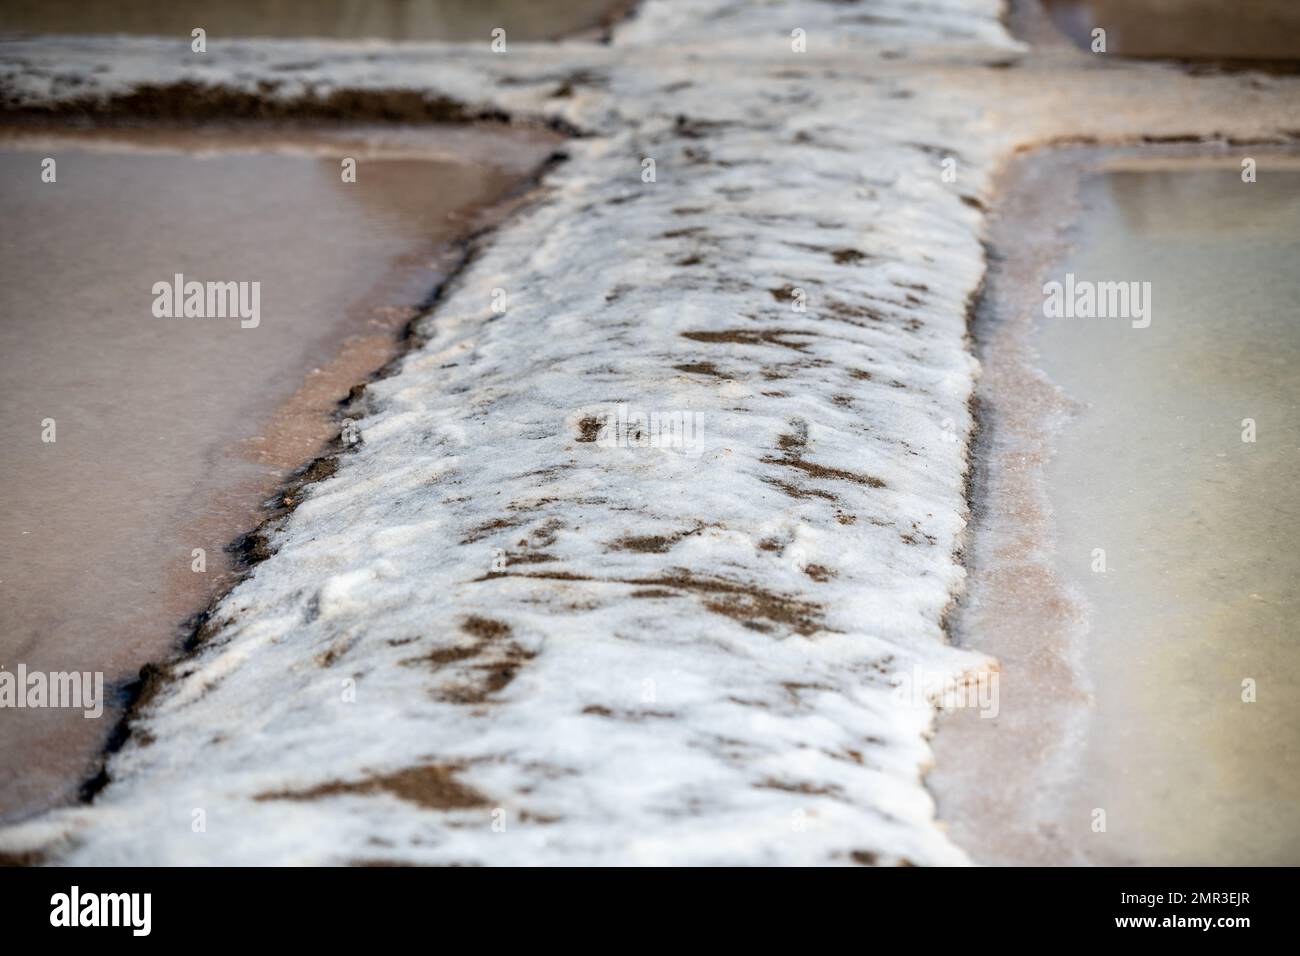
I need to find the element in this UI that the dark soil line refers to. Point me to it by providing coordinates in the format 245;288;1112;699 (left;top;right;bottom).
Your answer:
1012;130;1300;156
589;0;644;44
0;81;588;138
936;272;989;645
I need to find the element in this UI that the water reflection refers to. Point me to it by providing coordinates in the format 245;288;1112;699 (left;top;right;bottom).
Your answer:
0;124;553;821
1041;0;1300;62
1036;167;1300;864
0;0;623;43
930;158;1300;865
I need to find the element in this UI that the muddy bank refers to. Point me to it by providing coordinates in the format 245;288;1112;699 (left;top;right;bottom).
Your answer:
0;121;558;822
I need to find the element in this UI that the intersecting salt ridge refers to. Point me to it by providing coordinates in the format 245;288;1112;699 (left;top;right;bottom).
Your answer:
0;0;1010;865
616;0;1013;49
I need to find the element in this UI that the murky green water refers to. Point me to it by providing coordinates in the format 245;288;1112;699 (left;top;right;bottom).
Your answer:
0;0;624;43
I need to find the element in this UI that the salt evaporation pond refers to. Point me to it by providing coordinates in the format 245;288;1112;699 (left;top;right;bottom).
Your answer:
0;0;627;43
1039;0;1300;64
0;123;555;821
931;154;1300;865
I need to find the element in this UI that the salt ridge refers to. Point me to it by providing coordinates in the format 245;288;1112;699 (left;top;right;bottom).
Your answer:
1;0;1012;865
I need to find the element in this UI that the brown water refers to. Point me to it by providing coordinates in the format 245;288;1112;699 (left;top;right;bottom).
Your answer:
1040;0;1300;63
0;0;626;43
931;152;1300;865
0;123;554;822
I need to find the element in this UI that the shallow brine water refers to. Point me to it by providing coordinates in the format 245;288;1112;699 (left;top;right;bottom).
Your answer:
0;0;626;43
1039;0;1300;63
931;155;1300;865
0;123;554;821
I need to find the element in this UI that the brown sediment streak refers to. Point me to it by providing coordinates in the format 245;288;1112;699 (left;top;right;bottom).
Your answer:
255;764;488;811
472;569;824;636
